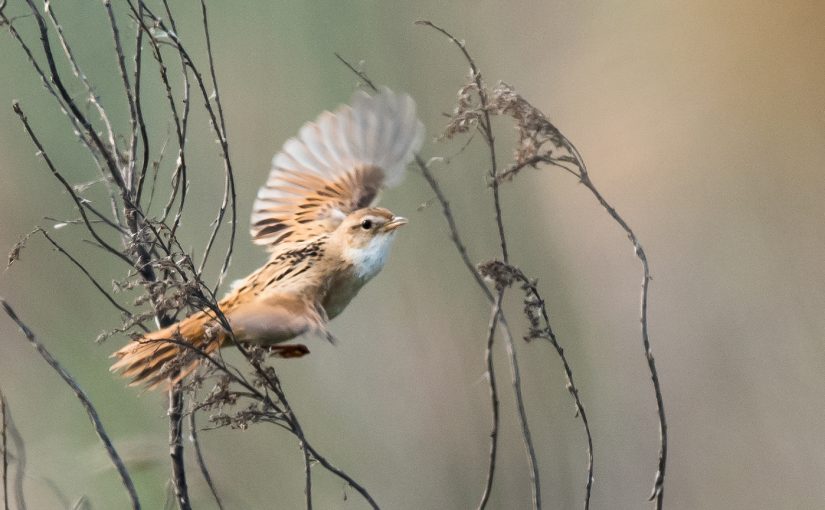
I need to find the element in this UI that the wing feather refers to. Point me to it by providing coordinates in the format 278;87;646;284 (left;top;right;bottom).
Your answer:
251;87;424;249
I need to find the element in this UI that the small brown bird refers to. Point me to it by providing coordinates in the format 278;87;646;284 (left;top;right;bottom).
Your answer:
111;88;424;388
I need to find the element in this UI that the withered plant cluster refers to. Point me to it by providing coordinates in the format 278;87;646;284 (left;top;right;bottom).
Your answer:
0;1;379;509
0;3;666;510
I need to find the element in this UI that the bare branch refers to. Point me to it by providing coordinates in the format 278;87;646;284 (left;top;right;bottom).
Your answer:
416;22;546;508
479;260;595;508
11;101;133;267
477;293;502;510
574;167;666;507
1;389;8;510
188;405;225;510
334;53;378;92
36;228;142;327
168;383;190;510
502;316;541;508
0;299;140;510
5;401;25;510
416;20;509;264
45;2;118;163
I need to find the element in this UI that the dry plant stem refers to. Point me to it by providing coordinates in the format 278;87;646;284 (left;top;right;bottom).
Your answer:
334;52;537;508
575;171;666;507
129;3;147;195
1;389;7;510
334;57;514;508
510;269;594;508
21;0;127;196
303;445;313;510
334;54;490;294
333;55;492;298
6;2;240;507
159;0;192;242
4;406;24;510
477;292;502;510
117;12;192;502
168;383;190;510
244;359;373;509
538;136;664;506
501;312;541;508
0;300;140;510
415;20;509;264
150;334;379;509
129;5;239;505
37;229;141;327
196;0;238;293
188;411;225;510
0;6;96;174
416;154;494;298
416;20;540;509
45;3;118;176
131;1;237;290
11;102;133;267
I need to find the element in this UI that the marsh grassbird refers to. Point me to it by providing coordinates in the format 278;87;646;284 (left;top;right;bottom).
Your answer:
111;88;424;389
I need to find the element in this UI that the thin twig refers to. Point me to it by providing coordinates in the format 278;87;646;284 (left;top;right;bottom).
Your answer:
11;101;132;267
302;439;313;510
500;307;540;508
196;0;237;295
0;299;140;510
0;4;93;169
335;54;492;300
168;383;190;510
37;228;142;327
477;292;502;510
45;1;118;166
4;403;24;510
102;0;138;193
242;356;375;509
188;403;224;510
336;52;523;506
22;0;126;192
136;327;379;510
417;20;542;509
571;159;666;507
415;155;493;299
506;265;594;509
415;20;509;265
132;3;150;204
535;134;664;507
334;53;378;91
1;389;8;510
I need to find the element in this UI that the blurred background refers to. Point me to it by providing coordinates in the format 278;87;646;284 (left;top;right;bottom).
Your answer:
1;1;823;509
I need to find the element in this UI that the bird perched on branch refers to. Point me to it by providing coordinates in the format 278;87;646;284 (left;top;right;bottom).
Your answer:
111;87;424;389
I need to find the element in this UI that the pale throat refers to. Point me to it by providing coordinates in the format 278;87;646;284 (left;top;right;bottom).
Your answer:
343;234;397;280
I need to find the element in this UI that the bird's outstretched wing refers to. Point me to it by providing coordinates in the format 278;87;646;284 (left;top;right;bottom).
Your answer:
250;87;424;249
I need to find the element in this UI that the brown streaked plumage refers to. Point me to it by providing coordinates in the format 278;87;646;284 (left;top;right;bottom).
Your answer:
111;88;424;389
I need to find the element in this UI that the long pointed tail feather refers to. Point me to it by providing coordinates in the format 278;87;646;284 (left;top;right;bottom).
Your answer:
110;311;224;390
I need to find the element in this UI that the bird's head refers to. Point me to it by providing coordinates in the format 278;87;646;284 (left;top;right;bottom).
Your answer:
336;207;407;278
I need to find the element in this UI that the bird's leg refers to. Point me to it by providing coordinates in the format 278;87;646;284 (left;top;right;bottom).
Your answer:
267;344;310;358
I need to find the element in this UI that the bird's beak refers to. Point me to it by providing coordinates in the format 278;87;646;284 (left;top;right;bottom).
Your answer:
383;216;408;232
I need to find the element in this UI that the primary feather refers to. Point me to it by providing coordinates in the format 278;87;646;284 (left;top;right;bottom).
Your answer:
250;87;424;249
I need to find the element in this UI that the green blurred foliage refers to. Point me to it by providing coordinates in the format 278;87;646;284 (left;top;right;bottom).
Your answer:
1;1;824;509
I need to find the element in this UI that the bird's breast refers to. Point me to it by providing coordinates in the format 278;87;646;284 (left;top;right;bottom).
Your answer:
322;268;371;320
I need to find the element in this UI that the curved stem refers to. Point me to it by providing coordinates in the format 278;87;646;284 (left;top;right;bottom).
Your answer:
1;300;141;510
477;292;503;510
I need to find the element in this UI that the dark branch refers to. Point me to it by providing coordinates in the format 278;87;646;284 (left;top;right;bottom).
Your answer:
477;293;502;510
1;389;8;510
0;299;140;510
188;408;225;510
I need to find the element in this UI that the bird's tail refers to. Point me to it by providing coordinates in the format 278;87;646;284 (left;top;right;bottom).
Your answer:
110;310;224;390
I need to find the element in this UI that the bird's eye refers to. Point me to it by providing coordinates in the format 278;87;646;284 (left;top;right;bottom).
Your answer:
360;219;373;230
